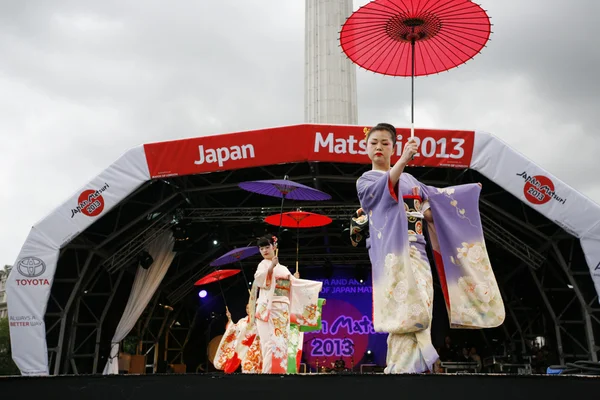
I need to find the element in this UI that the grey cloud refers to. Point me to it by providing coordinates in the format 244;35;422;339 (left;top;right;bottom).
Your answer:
0;0;598;264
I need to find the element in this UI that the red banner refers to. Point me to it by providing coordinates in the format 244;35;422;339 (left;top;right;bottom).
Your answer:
143;124;474;178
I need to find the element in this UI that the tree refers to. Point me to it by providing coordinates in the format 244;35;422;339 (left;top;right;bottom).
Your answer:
0;317;20;375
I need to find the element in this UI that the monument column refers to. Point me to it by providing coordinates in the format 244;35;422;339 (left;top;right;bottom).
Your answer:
305;0;358;124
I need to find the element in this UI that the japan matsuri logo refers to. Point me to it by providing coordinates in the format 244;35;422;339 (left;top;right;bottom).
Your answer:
16;257;46;278
70;183;110;218
516;172;566;206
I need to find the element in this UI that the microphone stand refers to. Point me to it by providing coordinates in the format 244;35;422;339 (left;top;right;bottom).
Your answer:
344;337;355;372
205;312;219;373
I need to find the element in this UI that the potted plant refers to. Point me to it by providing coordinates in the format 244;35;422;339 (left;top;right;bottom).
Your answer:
118;335;138;373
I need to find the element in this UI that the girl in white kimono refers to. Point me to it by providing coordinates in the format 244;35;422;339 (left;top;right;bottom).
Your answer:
213;304;262;374
250;234;322;374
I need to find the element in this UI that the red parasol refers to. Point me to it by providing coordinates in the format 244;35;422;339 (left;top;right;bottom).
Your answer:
264;211;332;272
340;0;491;138
264;211;333;229
194;269;241;286
194;269;241;311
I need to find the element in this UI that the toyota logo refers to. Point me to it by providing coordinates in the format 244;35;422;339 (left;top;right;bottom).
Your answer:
17;257;46;278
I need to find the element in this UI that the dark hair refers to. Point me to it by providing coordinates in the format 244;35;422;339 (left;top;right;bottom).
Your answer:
257;234;276;247
366;123;397;146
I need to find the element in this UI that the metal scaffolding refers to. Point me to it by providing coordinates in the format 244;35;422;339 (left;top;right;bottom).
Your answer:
43;164;600;375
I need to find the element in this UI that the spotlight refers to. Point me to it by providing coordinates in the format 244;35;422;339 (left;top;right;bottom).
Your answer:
365;349;374;363
172;225;189;241
138;250;154;269
213;240;218;245
355;264;368;284
199;290;207;298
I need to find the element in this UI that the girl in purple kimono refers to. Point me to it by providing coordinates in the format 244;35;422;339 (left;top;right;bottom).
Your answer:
356;123;505;374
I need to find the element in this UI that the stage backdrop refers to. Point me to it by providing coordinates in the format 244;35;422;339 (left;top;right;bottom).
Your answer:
300;269;387;370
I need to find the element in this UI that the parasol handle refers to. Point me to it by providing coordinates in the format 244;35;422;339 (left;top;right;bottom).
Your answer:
410;35;415;138
410;37;416;159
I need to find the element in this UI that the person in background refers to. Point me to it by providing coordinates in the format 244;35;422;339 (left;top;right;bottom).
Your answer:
213;303;262;374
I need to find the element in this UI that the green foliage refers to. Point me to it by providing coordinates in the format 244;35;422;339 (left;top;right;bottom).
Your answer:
122;335;138;355
0;317;20;375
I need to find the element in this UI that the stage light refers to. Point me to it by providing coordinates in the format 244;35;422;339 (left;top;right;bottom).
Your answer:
172;225;189;241
199;290;207;298
367;350;372;355
354;264;368;283
138;250;154;269
213;239;218;245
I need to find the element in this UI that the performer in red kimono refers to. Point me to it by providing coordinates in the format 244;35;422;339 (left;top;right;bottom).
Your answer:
249;234;322;374
355;123;505;374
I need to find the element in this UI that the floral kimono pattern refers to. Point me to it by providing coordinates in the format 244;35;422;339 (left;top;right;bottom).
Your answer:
356;170;505;373
214;316;262;374
287;324;303;373
425;185;505;328
240;335;262;373
288;298;326;373
249;260;322;374
213;318;243;371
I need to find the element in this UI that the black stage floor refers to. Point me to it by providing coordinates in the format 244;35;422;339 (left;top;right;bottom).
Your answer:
1;372;598;399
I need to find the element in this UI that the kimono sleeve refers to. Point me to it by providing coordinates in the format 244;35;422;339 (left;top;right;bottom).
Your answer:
213;320;241;370
356;171;398;210
253;259;273;289
299;298;326;332
417;181;433;213
289;277;323;328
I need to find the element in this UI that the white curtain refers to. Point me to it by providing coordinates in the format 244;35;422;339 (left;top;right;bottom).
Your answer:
103;231;176;374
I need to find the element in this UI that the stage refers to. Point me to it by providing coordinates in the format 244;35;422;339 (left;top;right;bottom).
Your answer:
1;373;598;399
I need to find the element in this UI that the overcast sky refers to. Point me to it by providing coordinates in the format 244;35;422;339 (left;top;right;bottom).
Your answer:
0;0;598;265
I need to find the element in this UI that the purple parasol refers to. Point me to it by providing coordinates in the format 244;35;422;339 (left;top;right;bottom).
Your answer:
209;246;260;267
238;179;331;201
238;177;331;249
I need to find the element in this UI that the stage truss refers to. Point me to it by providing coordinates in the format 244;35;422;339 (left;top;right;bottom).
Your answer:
41;161;600;374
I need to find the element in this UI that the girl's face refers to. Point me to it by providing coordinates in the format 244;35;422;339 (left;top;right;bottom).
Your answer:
366;129;395;165
259;244;275;259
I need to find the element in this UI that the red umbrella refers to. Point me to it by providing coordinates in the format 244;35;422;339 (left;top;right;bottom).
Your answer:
340;0;491;138
194;269;241;286
264;211;332;272
194;269;241;310
264;211;333;229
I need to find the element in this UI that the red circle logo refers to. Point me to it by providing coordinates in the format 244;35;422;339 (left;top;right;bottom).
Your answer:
303;299;370;370
78;190;105;217
523;175;554;205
